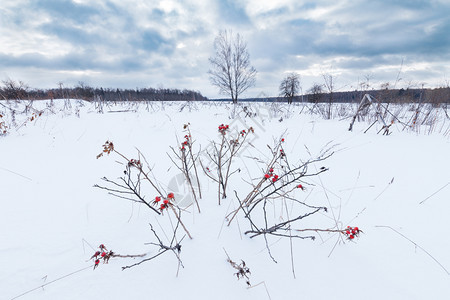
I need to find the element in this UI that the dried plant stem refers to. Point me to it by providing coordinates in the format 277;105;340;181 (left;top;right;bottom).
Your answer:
170;205;193;239
11;265;93;300
419;182;450;204
376;225;450;275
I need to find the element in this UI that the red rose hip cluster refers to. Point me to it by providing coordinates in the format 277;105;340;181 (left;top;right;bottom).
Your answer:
343;226;361;240
91;244;114;270
128;159;142;168
218;124;229;135
153;193;175;211
181;134;191;150
264;168;279;182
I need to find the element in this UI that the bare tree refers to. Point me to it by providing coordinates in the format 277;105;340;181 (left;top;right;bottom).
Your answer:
1;79;29;100
307;83;324;104
279;73;300;104
322;73;335;119
208;30;257;104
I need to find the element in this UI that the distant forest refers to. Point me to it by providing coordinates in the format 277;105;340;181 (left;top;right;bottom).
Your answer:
216;87;450;105
1;79;449;104
0;80;207;102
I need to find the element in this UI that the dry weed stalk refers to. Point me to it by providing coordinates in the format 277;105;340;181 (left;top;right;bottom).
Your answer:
200;124;254;204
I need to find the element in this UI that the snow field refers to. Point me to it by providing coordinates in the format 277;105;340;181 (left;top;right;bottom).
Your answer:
1;100;449;299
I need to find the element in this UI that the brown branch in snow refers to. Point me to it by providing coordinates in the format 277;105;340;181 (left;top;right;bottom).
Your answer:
122;223;185;271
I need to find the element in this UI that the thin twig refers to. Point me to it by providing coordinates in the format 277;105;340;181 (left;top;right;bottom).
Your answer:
375;225;450;275
11;265;93;300
247;281;272;300
419;182;450;204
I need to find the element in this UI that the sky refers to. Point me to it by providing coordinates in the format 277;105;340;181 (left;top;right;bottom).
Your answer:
1;0;449;99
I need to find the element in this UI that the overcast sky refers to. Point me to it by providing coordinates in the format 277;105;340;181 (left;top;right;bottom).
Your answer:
1;0;449;98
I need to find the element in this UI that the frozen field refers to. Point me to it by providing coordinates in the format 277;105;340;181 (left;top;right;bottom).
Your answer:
1;99;449;299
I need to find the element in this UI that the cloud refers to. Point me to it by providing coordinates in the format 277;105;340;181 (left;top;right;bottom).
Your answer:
242;0;450;93
31;0;101;22
133;30;173;53
217;0;251;25
0;0;449;97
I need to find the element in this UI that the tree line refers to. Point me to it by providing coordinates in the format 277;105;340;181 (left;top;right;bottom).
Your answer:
0;79;208;102
213;87;450;105
304;86;450;105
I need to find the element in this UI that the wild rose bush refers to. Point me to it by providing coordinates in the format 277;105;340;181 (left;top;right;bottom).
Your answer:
95;123;361;271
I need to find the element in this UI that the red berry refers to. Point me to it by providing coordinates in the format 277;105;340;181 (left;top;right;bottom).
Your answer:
264;174;270;179
155;196;161;202
163;199;169;204
281;138;285;142
297;184;303;189
101;252;106;257
269;168;274;173
354;227;359;231
349;235;354;239
160;204;165;210
345;230;350;235
167;193;174;199
95;259;100;265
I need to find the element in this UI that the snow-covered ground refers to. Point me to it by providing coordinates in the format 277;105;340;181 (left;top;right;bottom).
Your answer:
1;99;449;299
